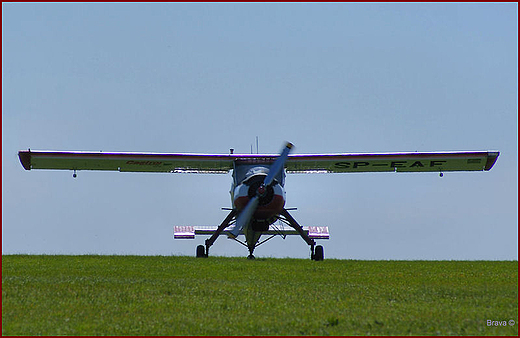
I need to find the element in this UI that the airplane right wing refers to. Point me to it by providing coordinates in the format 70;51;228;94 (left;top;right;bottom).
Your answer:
18;150;237;173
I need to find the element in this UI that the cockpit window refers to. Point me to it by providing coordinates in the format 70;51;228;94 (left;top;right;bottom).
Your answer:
244;173;268;185
233;164;285;186
245;166;269;178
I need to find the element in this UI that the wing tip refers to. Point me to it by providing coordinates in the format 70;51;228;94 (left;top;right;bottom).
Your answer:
484;151;500;171
18;150;32;170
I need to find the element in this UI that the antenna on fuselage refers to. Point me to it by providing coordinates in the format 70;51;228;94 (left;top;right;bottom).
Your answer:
250;136;259;154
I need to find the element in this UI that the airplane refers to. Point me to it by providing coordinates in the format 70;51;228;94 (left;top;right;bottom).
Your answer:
18;143;499;260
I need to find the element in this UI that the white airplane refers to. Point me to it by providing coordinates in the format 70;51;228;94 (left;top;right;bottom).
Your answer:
18;143;499;260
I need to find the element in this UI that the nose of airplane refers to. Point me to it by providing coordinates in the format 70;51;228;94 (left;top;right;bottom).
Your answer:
228;142;294;238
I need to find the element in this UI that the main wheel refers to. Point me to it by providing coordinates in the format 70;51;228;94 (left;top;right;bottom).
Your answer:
313;245;324;261
196;245;207;258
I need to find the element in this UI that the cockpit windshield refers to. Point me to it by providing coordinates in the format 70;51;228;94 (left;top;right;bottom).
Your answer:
233;163;285;186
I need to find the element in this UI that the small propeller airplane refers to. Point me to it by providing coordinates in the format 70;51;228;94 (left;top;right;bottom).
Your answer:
18;143;499;260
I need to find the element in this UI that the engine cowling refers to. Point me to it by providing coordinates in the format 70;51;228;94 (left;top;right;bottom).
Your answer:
246;175;275;206
233;174;285;221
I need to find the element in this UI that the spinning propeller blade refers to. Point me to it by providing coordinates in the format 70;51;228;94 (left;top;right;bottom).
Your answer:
228;195;260;238
263;142;293;187
228;142;294;238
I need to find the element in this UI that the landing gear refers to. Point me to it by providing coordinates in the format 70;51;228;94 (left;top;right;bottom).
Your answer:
312;245;324;261
280;209;325;261
196;209;237;258
196;245;207;258
195;208;326;260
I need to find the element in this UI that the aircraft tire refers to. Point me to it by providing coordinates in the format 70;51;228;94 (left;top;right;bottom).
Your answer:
196;245;206;258
314;245;324;261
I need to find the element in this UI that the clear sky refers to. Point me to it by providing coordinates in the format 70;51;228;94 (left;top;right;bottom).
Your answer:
2;2;517;260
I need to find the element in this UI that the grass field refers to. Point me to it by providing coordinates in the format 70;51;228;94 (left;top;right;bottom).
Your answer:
2;255;518;336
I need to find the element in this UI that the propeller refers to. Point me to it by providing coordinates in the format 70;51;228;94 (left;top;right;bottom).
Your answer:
228;142;293;238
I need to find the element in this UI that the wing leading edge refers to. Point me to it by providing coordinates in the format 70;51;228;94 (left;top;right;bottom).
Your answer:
18;150;499;174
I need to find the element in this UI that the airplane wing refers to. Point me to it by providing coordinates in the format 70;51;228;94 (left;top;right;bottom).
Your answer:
19;150;499;174
284;151;500;173
18;150;237;173
173;225;329;239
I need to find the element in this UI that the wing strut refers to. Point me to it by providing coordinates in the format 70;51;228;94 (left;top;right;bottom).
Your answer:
203;209;237;257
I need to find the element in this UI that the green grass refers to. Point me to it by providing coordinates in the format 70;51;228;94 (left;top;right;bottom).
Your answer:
2;255;518;336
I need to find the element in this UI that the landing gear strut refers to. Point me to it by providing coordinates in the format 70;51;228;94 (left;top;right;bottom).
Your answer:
280;208;325;261
196;209;237;258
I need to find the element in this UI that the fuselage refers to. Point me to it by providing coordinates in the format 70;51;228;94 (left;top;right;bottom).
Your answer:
230;163;286;231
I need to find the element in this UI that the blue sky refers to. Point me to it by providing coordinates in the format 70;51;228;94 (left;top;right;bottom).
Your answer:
2;3;517;259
